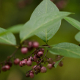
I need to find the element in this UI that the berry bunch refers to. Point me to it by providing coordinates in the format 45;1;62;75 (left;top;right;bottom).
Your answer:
0;41;63;78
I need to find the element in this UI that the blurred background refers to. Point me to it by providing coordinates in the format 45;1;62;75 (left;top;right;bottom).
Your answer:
0;0;80;80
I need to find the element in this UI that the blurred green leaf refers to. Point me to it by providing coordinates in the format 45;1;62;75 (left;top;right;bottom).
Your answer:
75;31;80;42
64;17;80;30
47;42;80;58
20;12;71;43
0;27;16;45
54;57;64;68
30;0;61;43
0;24;23;36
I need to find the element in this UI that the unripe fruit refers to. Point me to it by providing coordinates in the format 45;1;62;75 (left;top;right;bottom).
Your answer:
41;66;47;73
29;72;34;78
37;51;43;57
47;64;53;69
14;58;20;65
21;47;28;54
26;60;32;66
33;41;39;48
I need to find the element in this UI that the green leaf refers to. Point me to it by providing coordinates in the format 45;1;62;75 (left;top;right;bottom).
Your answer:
75;32;80;42
20;12;71;43
64;17;80;30
54;57;64;68
47;42;80;58
0;24;23;36
0;27;16;45
30;0;61;43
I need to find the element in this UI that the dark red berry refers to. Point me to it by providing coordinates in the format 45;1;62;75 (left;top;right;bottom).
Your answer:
41;66;47;73
37;51;43;57
29;71;34;74
21;47;28;54
21;60;27;65
19;61;23;67
52;62;56;67
33;55;38;62
26;73;30;77
40;48;44;52
59;61;63;67
2;66;6;71
5;61;12;67
14;58;20;65
33;41;39;48
28;41;33;47
26;60;32;66
5;65;10;70
29;72;34;78
47;64;53;69
28;56;34;61
47;58;53;64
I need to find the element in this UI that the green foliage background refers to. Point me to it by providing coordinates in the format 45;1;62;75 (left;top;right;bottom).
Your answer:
0;0;80;80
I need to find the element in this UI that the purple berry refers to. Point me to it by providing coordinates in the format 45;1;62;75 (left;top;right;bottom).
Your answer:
26;60;32;66
47;64;53;69
41;66;47;73
14;58;20;65
29;72;34;78
21;47;28;54
33;41;39;48
37;51;43;57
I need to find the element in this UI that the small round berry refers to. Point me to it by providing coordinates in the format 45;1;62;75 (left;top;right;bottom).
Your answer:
21;60;27;65
59;61;63;67
29;71;34;74
37;51;43;57
19;61;23;67
14;58;20;65
47;64;53;69
40;48;44;52
21;47;28;54
41;66;47;73
28;41;33;47
33;41;39;48
47;58;53;64
26;60;32;66
33;65;40;70
28;56;34;61
26;73;30;77
5;61;12;67
29;72;34;78
52;62;56;67
5;65;10;70
2;66;6;71
33;55;38;62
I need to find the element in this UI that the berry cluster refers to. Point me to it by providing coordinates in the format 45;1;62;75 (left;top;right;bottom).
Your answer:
0;41;63;78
